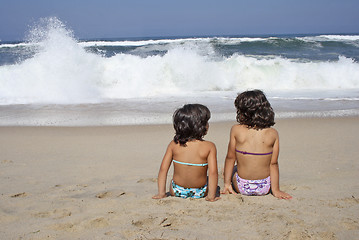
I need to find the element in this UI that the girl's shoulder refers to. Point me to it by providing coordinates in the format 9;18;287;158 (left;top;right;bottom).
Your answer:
231;124;248;132
231;125;278;137
170;139;216;148
200;140;217;154
263;127;278;135
202;139;216;147
261;127;279;141
192;139;216;151
168;140;180;149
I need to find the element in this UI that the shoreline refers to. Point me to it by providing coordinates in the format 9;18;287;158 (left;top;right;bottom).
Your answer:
1;114;359;127
1;97;358;126
1;117;358;239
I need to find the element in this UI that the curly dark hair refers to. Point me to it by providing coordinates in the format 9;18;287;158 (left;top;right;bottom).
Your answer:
234;89;275;129
173;104;211;146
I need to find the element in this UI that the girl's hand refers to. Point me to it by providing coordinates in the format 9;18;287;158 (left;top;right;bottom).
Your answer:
152;193;166;199
272;190;292;200
221;184;237;195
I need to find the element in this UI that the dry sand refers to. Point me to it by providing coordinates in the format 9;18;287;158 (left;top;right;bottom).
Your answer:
0;117;358;239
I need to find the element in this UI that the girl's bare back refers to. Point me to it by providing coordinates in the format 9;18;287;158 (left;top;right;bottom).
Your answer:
233;124;279;180
171;140;214;188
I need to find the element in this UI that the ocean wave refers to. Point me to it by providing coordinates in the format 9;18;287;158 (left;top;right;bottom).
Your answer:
317;35;359;41
0;42;35;49
271;97;359;101
1;37;359;104
276;109;359;119
1;47;358;105
2;33;359;50
0;17;358;105
79;37;212;47
78;35;359;48
298;35;359;45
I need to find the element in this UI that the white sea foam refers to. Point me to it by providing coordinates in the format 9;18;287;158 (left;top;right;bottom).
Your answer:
276;109;359;119
79;37;212;47
0;18;358;126
1;24;359;105
3;34;359;50
77;34;359;49
318;35;359;41
78;37;272;48
299;35;359;44
0;42;34;48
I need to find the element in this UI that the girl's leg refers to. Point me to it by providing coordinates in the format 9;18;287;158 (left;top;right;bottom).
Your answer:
231;166;240;193
169;180;175;196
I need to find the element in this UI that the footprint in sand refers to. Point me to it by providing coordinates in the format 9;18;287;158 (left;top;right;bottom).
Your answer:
155;198;181;206
51;222;78;232
51;217;110;232
288;185;311;191
86;217;109;228
341;218;359;230
327;201;345;209
136;178;157;183
1;159;13;164
342;195;359;204
132;216;173;229
224;195;245;203
284;229;311;240
10;192;27;198
33;209;72;219
159;217;172;227
318;232;336;240
53;184;89;193
96;191;126;199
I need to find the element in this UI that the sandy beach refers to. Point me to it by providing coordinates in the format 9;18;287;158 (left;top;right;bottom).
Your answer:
0;117;358;239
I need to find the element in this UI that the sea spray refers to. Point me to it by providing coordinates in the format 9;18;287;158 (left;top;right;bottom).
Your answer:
0;17;358;125
0;18;103;104
1;17;359;105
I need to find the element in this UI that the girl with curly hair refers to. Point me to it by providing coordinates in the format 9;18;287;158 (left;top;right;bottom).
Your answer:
222;90;292;199
153;104;219;201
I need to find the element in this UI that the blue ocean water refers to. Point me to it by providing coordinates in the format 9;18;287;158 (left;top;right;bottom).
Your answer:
0;17;358;126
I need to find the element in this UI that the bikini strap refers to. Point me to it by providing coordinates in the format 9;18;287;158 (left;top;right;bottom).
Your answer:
235;149;273;156
173;160;208;167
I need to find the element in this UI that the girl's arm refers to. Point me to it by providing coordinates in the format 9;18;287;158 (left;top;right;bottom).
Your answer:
152;142;173;199
221;126;237;194
205;142;220;202
270;132;292;199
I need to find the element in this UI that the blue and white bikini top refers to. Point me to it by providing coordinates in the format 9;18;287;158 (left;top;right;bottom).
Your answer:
173;159;208;167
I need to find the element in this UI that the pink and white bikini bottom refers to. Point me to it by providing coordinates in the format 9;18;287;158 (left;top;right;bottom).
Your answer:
235;173;271;196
